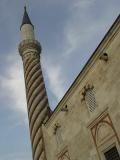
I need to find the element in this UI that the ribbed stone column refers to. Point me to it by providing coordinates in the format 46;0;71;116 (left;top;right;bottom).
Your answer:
18;7;51;160
19;39;50;160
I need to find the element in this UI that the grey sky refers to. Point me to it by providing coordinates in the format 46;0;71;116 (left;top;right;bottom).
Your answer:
0;0;120;160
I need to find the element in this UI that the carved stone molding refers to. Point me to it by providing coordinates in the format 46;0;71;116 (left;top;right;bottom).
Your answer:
88;110;120;159
90;114;119;147
19;39;41;56
57;147;71;160
58;151;70;160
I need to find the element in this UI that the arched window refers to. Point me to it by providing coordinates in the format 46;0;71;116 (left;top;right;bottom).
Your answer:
54;123;63;147
85;88;97;112
56;126;63;147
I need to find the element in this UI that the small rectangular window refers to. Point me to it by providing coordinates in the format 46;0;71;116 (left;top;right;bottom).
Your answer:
104;146;120;160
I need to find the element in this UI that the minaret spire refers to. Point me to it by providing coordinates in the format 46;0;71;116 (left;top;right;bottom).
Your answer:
19;7;51;160
21;6;34;29
20;6;35;41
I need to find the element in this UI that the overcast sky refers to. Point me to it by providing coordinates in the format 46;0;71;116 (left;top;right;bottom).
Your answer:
0;0;120;160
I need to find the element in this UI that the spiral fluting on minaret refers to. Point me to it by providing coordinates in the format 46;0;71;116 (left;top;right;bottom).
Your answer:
19;39;50;160
19;7;51;160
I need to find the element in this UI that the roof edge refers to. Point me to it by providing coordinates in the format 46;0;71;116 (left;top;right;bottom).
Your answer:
46;14;120;126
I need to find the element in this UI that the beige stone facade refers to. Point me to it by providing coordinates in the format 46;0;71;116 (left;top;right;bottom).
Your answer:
42;15;120;160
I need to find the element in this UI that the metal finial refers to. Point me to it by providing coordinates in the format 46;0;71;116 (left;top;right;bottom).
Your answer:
24;0;29;10
24;6;27;11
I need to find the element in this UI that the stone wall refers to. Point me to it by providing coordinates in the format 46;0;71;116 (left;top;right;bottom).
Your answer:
43;16;120;160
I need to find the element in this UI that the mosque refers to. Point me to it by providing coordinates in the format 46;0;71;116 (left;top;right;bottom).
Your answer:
18;7;120;160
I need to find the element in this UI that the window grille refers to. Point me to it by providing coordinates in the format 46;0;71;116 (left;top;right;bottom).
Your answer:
85;88;96;112
104;146;120;160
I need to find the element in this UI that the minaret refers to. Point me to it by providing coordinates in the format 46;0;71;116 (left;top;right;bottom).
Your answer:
19;7;50;160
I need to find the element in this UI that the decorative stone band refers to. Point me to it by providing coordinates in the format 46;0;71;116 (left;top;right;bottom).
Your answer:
19;39;41;57
19;40;50;160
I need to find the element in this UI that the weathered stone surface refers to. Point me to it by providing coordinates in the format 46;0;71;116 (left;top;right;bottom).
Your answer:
44;15;120;160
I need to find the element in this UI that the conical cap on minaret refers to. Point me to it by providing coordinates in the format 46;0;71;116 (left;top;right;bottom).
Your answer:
20;6;34;29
